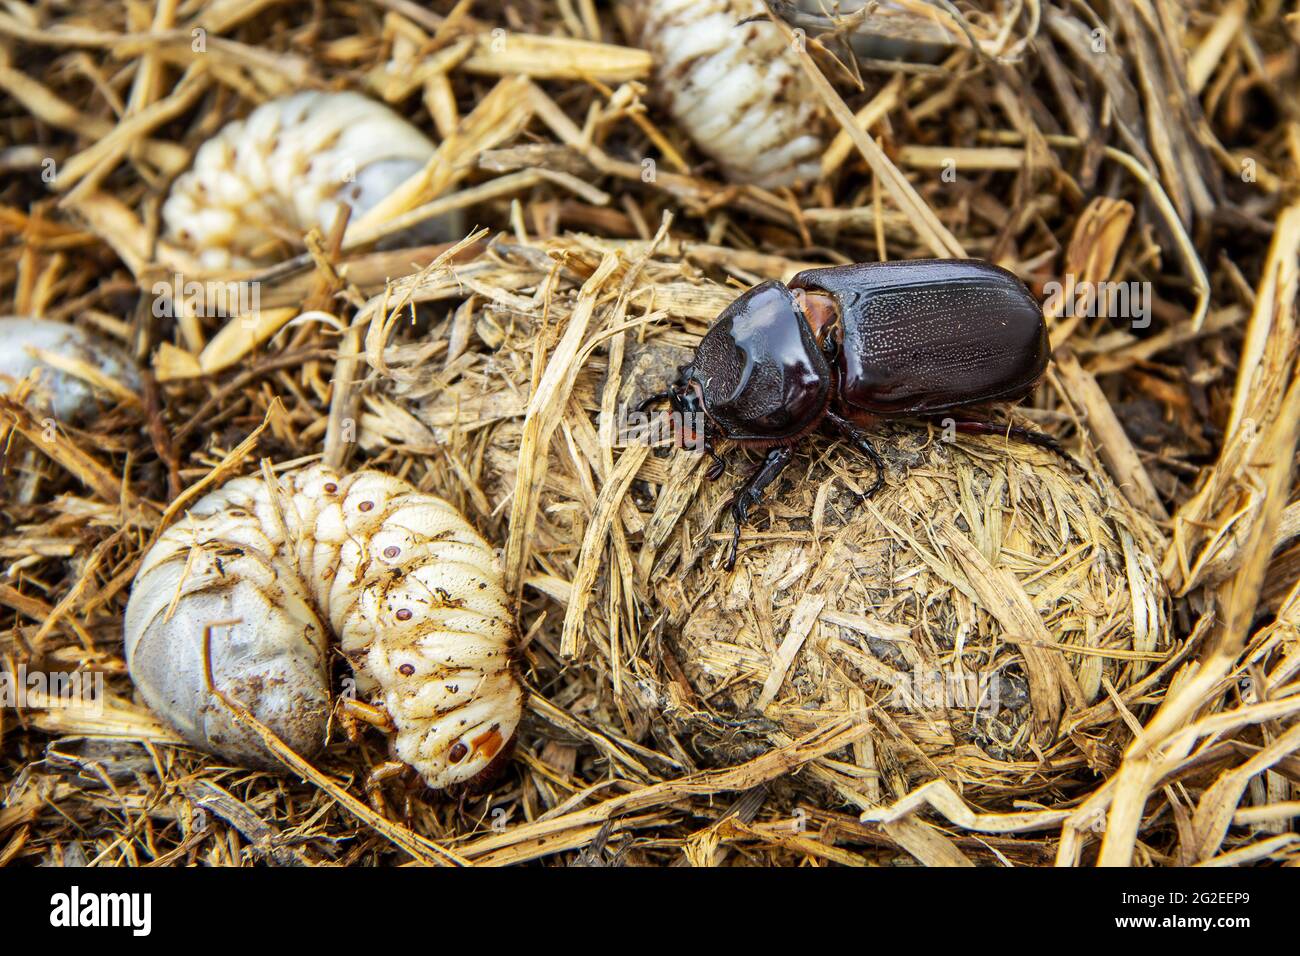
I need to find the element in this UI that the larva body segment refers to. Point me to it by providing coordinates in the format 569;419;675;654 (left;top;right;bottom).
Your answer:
633;0;828;187
125;465;524;790
123;481;332;768
302;470;523;788
0;317;140;421
162;91;443;269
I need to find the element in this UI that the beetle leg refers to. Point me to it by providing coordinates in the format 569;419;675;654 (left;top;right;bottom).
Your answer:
825;410;885;499
725;445;795;571
704;436;726;480
937;418;1081;470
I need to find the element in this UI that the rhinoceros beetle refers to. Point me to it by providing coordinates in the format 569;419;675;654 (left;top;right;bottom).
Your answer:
641;258;1059;571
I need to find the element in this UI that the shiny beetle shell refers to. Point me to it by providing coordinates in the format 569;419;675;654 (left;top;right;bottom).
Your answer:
162;91;439;269
685;281;832;441
0;317;140;421
653;258;1054;570
125;465;524;790
788;259;1049;414
633;0;828;187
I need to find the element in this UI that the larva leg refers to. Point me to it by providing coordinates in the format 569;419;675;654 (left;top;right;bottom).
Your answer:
365;760;422;821
365;760;410;789
339;697;396;735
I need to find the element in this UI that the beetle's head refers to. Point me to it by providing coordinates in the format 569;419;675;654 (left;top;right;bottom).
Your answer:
637;367;723;477
683;280;834;443
639;280;836;477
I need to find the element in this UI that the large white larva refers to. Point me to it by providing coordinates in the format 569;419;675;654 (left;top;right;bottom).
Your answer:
125;464;524;790
0;316;140;421
162;91;441;269
632;0;828;187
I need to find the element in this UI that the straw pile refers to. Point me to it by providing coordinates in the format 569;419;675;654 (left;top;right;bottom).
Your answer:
1;0;1299;867
660;431;1170;805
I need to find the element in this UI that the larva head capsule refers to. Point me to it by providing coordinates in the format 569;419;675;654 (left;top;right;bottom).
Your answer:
161;91;459;269
370;634;525;790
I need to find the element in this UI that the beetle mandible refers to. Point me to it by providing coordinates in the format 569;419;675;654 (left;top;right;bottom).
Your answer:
641;259;1059;570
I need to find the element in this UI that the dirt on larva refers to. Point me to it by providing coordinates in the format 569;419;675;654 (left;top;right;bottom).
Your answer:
0;0;1298;871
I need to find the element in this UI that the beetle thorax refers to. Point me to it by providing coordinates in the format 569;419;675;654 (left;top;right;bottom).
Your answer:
684;280;834;443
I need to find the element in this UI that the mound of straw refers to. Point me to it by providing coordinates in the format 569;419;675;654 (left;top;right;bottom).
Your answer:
659;428;1168;807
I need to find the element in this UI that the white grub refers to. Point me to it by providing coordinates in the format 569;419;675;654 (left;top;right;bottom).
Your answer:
162;91;442;269
633;0;827;187
0;317;140;421
125;465;524;789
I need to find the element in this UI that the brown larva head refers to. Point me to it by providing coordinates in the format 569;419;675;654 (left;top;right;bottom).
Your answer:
445;732;519;797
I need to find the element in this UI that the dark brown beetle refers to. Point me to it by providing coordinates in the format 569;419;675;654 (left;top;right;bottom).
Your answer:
642;259;1059;570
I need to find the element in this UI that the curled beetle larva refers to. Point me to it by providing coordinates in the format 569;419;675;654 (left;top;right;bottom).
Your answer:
162;91;448;269
631;0;828;187
0;317;140;421
125;465;524;790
